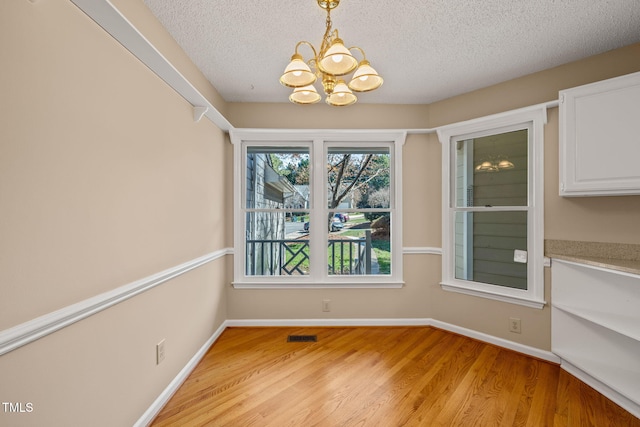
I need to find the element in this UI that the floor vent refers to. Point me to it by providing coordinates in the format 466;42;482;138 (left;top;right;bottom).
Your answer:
287;335;317;342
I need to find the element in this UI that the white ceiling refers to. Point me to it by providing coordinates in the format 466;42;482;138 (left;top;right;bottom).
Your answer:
143;0;640;105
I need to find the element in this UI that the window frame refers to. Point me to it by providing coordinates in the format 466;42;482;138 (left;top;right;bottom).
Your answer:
230;129;406;288
437;106;547;309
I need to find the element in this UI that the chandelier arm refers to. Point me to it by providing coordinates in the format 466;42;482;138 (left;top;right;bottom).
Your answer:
295;41;319;63
348;46;367;61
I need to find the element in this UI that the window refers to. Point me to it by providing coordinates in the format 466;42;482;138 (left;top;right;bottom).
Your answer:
437;107;547;308
231;130;405;288
244;146;310;276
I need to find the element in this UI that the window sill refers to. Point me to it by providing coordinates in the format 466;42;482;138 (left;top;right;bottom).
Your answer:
232;281;405;289
440;282;546;309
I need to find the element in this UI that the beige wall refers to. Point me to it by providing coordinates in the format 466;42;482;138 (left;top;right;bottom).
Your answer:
108;0;228;119
430;43;640;246
226;43;640;353
227;102;431;130
544;108;640;244
422;43;640;350
0;1;230;426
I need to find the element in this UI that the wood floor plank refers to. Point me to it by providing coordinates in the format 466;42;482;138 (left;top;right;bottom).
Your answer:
151;327;640;427
436;346;515;426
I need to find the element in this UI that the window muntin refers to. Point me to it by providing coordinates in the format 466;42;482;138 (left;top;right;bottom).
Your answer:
232;130;404;287
438;107;546;308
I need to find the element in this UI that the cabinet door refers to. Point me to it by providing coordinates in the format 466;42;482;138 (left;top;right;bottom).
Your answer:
559;71;640;196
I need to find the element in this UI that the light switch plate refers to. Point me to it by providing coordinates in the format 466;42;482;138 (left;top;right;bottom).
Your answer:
156;339;165;365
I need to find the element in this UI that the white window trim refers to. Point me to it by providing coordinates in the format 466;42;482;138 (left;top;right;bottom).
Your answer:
436;106;547;309
230;129;406;288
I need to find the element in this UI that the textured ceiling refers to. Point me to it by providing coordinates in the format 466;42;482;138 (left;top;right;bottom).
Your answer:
143;0;640;105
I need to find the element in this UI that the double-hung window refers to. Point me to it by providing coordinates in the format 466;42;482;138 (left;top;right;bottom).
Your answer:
437;107;547;308
231;130;405;288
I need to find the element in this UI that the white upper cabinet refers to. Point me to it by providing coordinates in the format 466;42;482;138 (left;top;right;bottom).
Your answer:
559;71;640;196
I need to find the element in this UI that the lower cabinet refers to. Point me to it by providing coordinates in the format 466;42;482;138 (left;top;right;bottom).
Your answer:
551;259;640;418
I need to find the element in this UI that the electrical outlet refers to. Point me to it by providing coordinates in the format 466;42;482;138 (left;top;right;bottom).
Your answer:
156;339;166;365
322;299;331;312
509;317;522;334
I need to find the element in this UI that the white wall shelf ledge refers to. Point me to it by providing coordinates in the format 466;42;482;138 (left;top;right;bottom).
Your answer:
551;258;640;418
553;342;640;411
553;303;640;342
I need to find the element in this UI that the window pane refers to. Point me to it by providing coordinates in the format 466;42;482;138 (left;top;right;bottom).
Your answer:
246;147;309;209
327;212;391;276
455;129;528;208
327;147;390;210
454;211;527;289
245;211;310;276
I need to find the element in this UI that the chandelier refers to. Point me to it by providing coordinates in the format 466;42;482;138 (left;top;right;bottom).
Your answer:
475;156;515;173
279;0;383;106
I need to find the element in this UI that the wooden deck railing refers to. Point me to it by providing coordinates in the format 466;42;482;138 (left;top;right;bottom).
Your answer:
246;234;372;276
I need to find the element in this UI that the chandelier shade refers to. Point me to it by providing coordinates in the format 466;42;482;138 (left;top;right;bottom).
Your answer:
348;60;384;92
318;39;358;75
475;157;515;172
280;54;317;87
497;159;515;169
279;0;383;106
290;84;321;104
325;80;357;106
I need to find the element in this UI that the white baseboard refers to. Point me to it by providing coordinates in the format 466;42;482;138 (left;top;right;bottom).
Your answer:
134;321;228;427
428;319;560;363
225;318;432;327
225;317;559;363
560;360;640;419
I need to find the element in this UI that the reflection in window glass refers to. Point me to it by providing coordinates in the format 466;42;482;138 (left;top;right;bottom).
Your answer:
455;211;527;289
439;109;545;305
455;130;528;208
452;128;529;290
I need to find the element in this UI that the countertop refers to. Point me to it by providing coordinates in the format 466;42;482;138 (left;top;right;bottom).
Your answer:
545;240;640;276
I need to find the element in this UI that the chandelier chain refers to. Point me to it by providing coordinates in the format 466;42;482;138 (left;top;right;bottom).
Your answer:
321;8;334;57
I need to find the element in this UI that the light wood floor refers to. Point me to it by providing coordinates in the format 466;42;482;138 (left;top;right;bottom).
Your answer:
151;327;640;426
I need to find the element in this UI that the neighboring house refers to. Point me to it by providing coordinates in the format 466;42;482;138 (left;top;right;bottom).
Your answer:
454;131;528;289
286;184;310;210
